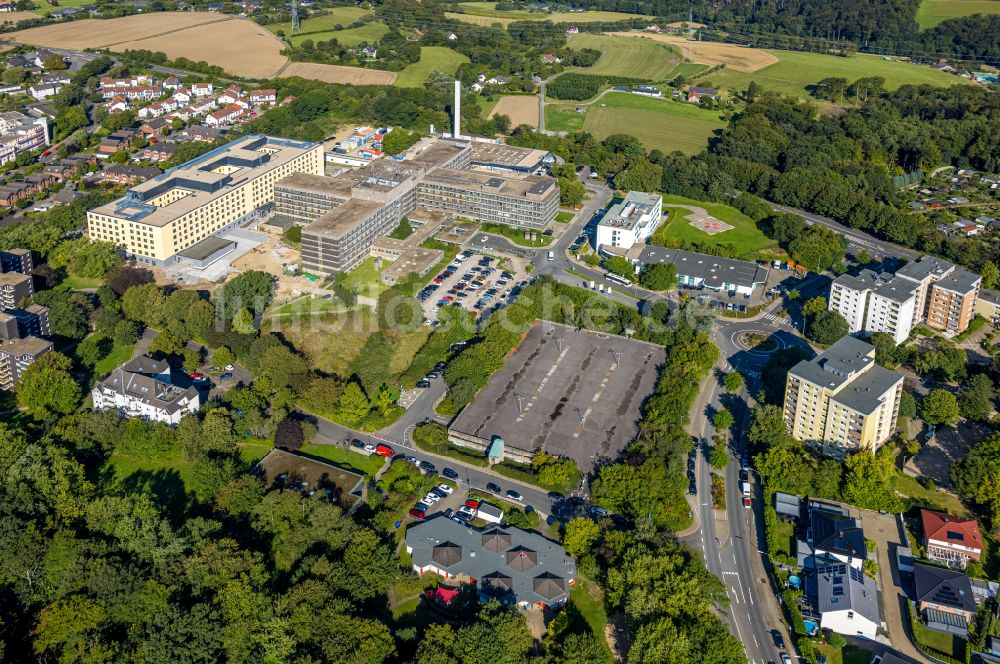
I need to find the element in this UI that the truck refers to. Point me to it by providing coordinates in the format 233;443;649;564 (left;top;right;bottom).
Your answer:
589;280;595;290
547;251;554;261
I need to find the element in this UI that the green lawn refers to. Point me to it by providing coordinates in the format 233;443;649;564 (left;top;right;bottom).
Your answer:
651;194;780;259
555;211;575;223
668;61;710;79
698;50;972;101
545;104;586;133
568;33;680;80
914;618;968;661
265;7;374;35
812;642;873;664
580;91;726;155
394;47;470;88
272;295;348;316
55;273;102;291
299;443;386;477
35;0;93;15
339;257;388;298
92;340;135;377
894;471;970;516
916;0;1000;27
568;574;614;658
288;22;388;47
481;222;552;247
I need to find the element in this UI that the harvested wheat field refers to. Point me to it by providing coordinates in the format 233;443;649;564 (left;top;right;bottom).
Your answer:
110;20;286;78
0;11;41;24
610;32;778;73
11;12;228;49
279;62;397;86
488;95;538;127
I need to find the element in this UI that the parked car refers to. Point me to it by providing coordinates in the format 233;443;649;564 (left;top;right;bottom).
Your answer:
408;508;426;519
374;444;394;457
416;379;431;388
486;482;502;494
506;490;523;502
743;497;752;509
546;491;565;502
436;484;454;495
219;373;234;380
442;467;459;480
363;444;377;454
464;499;479;509
406;456;419;465
770;630;785;649
458;505;476;516
420;461;436;474
350;439;365;449
424;492;441;503
224;364;234;371
780;654;792;664
590;505;609;518
190;372;205;381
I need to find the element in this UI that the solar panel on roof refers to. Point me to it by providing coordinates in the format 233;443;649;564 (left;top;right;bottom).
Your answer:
946;531;965;541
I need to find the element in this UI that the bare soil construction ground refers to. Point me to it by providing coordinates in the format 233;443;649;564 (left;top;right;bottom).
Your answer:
487;95;538;126
609;32;779;72
10;12;287;78
279;62;397;85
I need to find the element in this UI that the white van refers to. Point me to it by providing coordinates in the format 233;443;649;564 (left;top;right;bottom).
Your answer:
547;251;555;261
741;481;751;496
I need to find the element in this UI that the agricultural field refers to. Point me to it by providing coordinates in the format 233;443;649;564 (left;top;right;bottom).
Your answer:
668;61;711;79
394;46;469;87
695;49;972;100
444;11;517;27
652;194;780;258
279;61;397;85
916;0;1000;28
0;10;40;23
558;91;726;155
110;20;287;78
265;7;373;35
545;103;584;132
611;32;778;72
453;2;651;22
288;22;388;47
487;95;539;126
568;33;680;80
10;11;229;49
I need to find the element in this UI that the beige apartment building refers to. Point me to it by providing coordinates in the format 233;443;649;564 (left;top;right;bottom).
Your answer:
87;135;324;266
894;256;981;335
783;336;903;457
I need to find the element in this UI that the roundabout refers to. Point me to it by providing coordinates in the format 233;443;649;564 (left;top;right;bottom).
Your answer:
730;329;786;356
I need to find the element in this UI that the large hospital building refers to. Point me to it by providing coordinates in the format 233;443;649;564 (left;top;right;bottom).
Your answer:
87;135;324;266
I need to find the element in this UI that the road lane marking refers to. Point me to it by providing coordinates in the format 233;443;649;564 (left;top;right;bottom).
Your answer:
730;586;740;604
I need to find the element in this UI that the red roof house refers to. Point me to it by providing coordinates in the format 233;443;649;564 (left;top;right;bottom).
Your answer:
920;509;983;570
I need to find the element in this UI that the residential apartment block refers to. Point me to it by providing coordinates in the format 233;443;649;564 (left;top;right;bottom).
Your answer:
920;509;983;570
283;138;558;276
0;247;32;274
783;336;904;457
0;335;52;390
0;304;50;340
0;112;49;166
829;256;982;339
87;135;324;267
0;271;33;309
92;356;202;424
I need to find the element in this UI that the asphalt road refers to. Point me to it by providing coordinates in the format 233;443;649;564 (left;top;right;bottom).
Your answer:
771;202;919;263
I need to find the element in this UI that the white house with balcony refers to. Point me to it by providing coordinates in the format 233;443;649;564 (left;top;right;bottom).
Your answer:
595;191;662;252
92;355;201;424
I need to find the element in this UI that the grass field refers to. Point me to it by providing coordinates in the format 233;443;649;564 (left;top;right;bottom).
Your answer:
272;295;348;316
395;46;470;87
54;273;102;291
652;194;780;258
268;309;378;376
812;642;873;664
299;443;386;477
92;340;135;377
668;61;710;79
265;7;373;35
570;91;726;155
454;2;650;22
340;257;388;298
568;33;680;80
916;0;1000;27
545;104;585;132
894;471;969;515
287;22;388;47
697;50;971;101
444;11;517;26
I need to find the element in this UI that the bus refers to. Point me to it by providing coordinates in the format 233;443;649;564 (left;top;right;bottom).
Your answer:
605;272;631;287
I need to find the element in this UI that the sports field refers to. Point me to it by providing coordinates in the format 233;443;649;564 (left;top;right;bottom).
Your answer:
287;22;388;47
266;7;373;35
568;33;680;80
652;195;779;258
488;95;539;126
454;2;651;22
279;62;397;85
697;49;971;100
557;91;726;155
916;0;1000;27
394;46;469;87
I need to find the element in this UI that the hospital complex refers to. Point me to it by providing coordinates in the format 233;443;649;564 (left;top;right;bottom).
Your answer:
87;134;558;275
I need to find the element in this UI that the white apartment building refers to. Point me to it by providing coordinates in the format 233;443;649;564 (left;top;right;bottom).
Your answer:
784;336;904;457
595;191;662;251
864;278;918;344
0;112;49;166
829;270;879;333
92;356;201;424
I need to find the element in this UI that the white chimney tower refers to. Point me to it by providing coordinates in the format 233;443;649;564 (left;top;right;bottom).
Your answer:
453;79;461;139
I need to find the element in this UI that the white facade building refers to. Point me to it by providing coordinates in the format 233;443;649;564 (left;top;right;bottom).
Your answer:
92;356;202;424
595;191;662;251
828;270;918;344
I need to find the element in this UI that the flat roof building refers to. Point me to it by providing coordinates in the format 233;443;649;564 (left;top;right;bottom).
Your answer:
468;141;551;175
596;192;662;252
87;135;324;266
0;334;52;390
784;336;903;457
638;245;769;295
895;256;981;335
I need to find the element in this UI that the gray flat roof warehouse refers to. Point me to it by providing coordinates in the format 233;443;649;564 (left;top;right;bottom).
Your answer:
448;321;666;469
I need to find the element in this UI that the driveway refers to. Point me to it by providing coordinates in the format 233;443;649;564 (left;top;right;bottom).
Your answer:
858;509;930;663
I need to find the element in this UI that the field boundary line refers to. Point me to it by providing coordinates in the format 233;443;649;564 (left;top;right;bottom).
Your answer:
100;15;237;48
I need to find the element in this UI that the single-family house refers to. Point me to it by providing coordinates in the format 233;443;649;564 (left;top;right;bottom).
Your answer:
105;96;130;113
798;503;867;570
142;142;180;162
805;563;880;640
139;117;171;137
179;125;224;142
913;563;977;637
206;104;243;126
362;45;378;58
565;25;578;34
29;83;61;100
249;89;276;105
97;129;137;155
217;86;243;105
687;86;717;102
172;88;191;104
470;82;483;93
92;356;202;425
163;76;181;90
191;82;214;97
541;53;561;64
920;509;983;570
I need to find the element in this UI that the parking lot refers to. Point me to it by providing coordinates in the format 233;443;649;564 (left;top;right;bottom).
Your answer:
416;249;527;323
